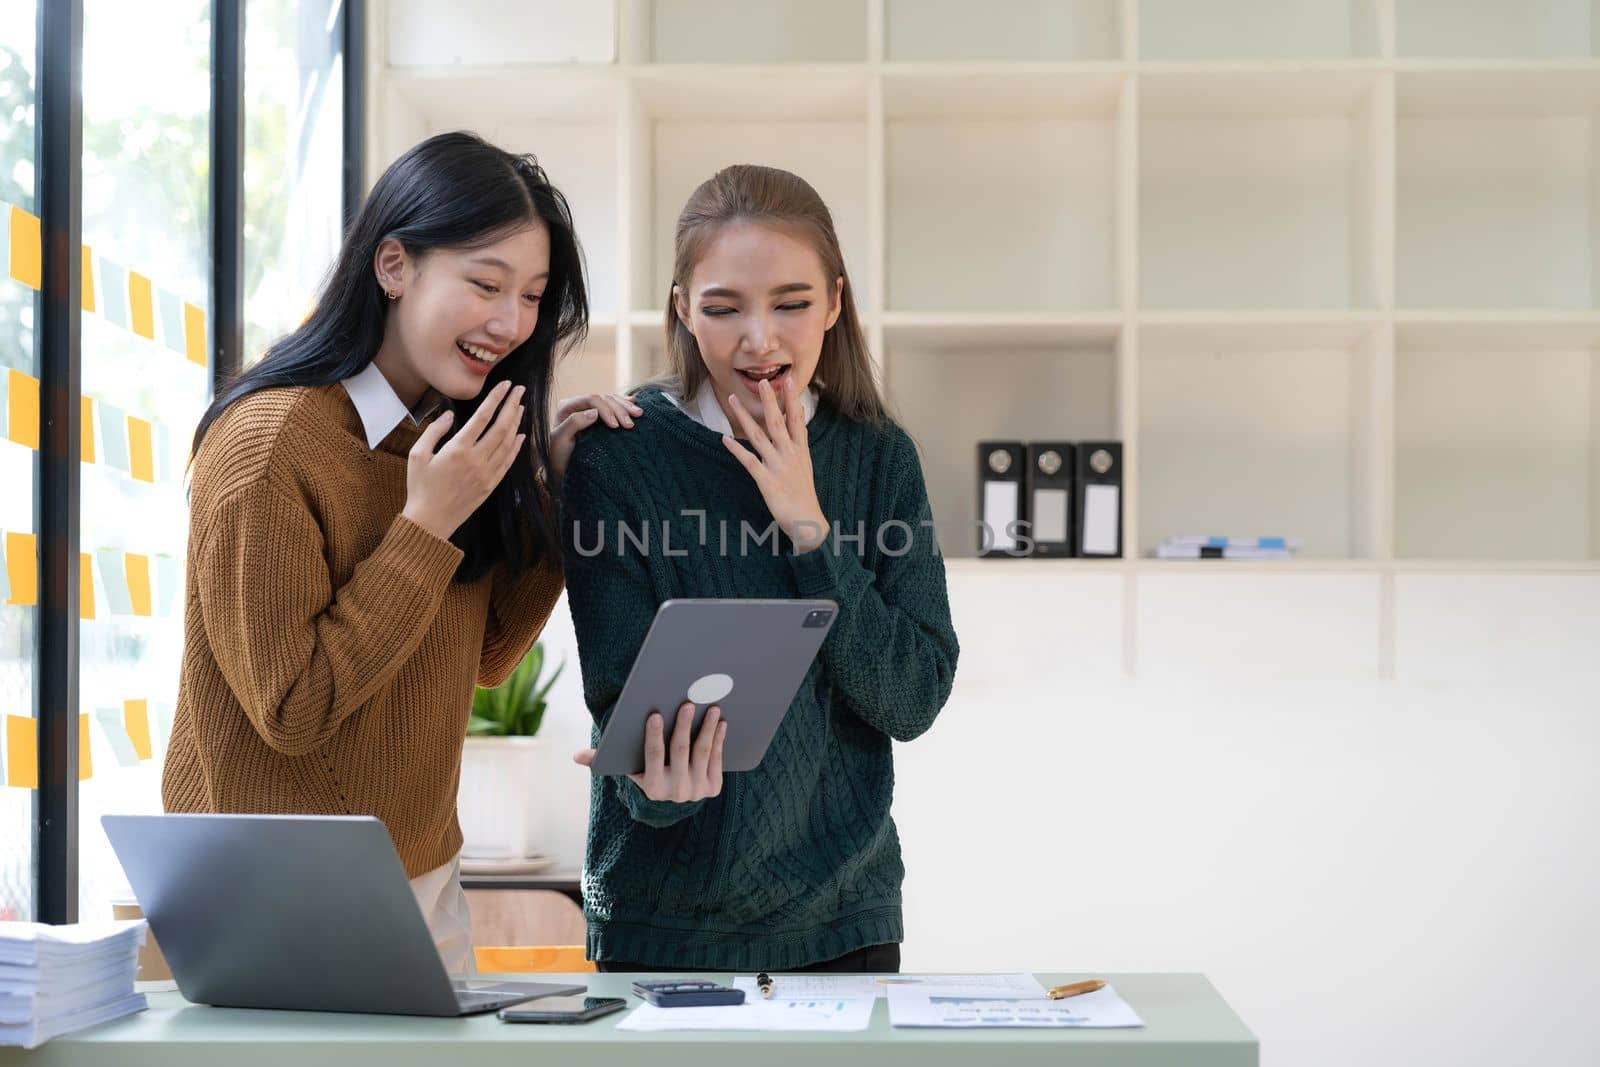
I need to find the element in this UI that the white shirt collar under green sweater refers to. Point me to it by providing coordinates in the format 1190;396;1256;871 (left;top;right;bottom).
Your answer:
660;376;819;435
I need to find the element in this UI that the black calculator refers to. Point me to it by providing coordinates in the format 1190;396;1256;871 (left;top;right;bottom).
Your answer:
630;980;746;1007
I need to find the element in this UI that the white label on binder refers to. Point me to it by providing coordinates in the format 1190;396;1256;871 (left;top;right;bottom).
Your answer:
1081;484;1119;555
1032;489;1068;544
982;481;1018;552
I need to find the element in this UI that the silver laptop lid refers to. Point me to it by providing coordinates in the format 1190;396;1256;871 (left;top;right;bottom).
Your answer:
102;813;465;1015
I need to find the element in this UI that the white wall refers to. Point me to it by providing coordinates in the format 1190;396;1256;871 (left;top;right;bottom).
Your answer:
899;676;1600;1067
530;570;1600;1067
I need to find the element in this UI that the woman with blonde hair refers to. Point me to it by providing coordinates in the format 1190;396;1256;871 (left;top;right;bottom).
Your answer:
563;164;958;973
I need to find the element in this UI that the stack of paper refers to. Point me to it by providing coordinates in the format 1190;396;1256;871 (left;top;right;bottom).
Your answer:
0;920;149;1049
1156;535;1303;561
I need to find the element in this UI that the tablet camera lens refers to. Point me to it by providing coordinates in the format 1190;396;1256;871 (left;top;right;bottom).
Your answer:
803;610;833;628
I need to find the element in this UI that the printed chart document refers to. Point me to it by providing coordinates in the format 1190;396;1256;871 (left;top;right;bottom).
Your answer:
887;983;1144;1029
731;972;1046;1000
615;997;874;1032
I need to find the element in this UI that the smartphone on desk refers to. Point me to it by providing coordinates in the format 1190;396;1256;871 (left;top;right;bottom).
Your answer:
498;995;628;1024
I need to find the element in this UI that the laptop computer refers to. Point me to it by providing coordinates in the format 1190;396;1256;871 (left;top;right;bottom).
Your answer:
101;813;585;1016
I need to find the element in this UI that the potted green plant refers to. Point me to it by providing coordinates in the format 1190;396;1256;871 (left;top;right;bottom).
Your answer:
469;642;563;738
456;642;565;862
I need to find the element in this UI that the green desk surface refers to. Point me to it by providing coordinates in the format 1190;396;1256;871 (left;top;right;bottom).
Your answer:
0;972;1257;1067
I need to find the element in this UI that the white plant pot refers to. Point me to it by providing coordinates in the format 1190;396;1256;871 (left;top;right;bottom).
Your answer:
457;736;547;860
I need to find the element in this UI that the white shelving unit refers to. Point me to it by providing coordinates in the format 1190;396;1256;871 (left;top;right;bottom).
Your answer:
1395;0;1600;59
372;0;1600;674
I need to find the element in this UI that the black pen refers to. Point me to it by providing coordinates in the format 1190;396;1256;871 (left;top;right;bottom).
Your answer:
756;972;774;999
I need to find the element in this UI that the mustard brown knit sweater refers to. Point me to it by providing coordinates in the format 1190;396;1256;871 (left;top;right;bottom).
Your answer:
161;383;564;877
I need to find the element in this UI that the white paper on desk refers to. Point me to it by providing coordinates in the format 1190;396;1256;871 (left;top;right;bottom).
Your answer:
0;992;146;1049
615;997;874;1032
887;983;1143;1029
732;972;1045;1000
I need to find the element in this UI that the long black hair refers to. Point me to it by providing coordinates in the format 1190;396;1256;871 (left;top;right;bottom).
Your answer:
192;130;588;582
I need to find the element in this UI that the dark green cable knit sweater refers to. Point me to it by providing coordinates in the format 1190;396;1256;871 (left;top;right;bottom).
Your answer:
559;385;959;970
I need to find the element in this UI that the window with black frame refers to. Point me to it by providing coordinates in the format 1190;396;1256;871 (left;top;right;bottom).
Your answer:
0;0;41;924
243;0;346;365
0;0;355;924
75;0;215;923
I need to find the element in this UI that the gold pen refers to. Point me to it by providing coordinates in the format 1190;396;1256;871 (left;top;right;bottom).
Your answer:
1045;979;1105;1000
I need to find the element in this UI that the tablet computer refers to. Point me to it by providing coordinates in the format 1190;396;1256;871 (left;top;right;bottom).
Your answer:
587;598;838;776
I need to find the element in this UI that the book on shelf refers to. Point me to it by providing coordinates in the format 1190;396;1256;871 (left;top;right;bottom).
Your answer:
1156;535;1301;561
1162;536;1303;551
1156;544;1293;560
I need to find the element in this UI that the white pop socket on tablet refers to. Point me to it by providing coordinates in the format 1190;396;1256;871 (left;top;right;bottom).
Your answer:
687;673;734;705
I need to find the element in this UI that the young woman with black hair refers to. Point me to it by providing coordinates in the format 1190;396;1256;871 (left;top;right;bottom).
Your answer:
162;131;638;972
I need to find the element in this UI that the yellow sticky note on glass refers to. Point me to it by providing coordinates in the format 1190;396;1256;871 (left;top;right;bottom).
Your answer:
8;205;40;290
128;271;155;341
78;712;92;781
5;531;36;607
125;553;152;617
80;396;96;464
81;244;96;313
7;369;39;450
5;715;37;789
124;699;152;761
79;552;95;620
184;303;207;366
127;416;155;482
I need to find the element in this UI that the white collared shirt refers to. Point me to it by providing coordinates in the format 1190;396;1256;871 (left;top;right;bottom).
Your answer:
664;375;818;435
408;853;475;976
341;361;430;450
